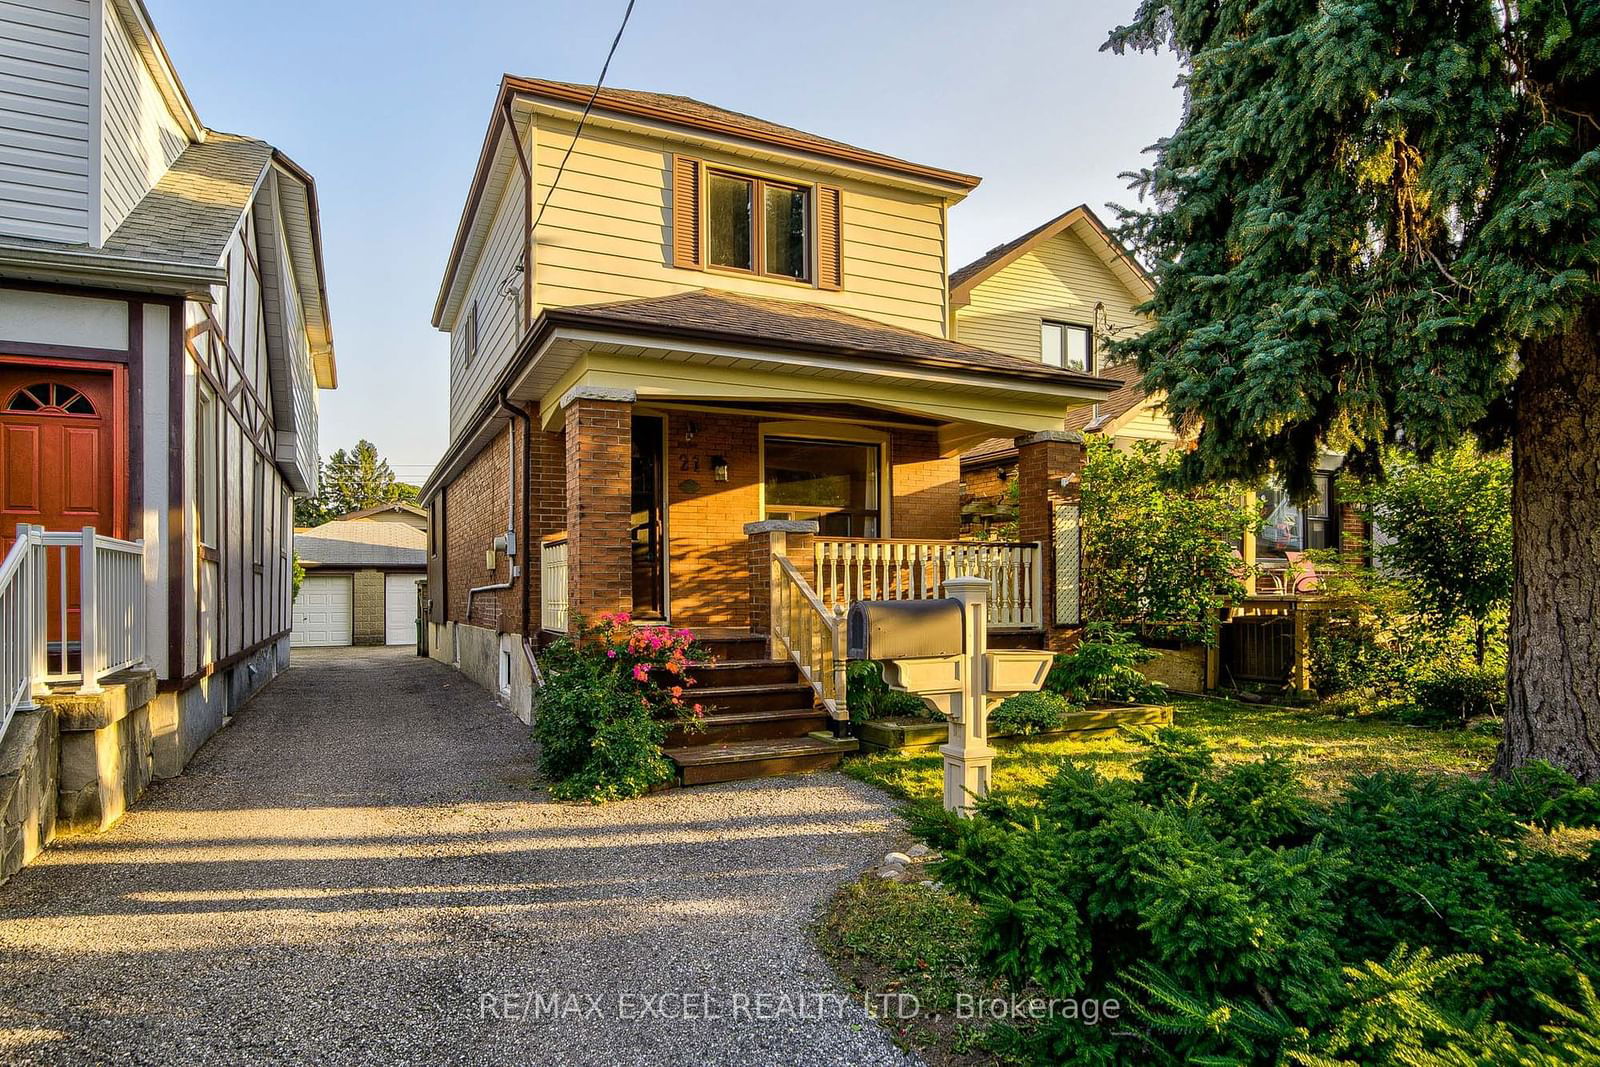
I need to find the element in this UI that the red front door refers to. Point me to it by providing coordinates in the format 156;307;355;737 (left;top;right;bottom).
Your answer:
0;364;121;647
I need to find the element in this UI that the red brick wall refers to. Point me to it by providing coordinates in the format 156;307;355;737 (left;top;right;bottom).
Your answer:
1339;501;1369;564
1016;434;1088;652
889;428;960;540
445;425;516;629
959;461;1015;536
565;398;633;622
665;411;760;628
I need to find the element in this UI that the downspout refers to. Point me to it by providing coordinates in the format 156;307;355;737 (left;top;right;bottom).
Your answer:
502;95;533;330
499;392;534;636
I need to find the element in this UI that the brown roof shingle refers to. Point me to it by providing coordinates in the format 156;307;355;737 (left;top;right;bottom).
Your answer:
542;290;1121;389
509;77;980;190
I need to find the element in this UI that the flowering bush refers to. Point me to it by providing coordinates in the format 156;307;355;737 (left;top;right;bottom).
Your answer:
533;613;707;802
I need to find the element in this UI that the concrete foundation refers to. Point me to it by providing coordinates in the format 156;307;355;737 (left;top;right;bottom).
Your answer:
151;637;288;778
438;620;533;724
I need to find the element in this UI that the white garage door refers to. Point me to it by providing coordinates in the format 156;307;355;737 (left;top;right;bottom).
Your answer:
293;575;353;647
385;574;421;645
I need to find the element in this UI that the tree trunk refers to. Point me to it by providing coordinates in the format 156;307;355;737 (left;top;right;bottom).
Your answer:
1495;302;1600;783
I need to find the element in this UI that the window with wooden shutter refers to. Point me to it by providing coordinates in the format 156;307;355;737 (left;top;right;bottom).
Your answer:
816;185;843;290
671;155;703;269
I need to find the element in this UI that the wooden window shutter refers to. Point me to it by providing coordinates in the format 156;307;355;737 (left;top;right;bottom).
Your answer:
671;155;703;269
816;185;843;290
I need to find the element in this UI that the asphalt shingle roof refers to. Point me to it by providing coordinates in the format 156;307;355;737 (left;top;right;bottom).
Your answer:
0;131;272;271
295;520;426;569
100;132;273;267
544;290;1119;389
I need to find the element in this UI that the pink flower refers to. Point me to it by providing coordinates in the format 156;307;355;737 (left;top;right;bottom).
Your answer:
631;664;650;683
606;649;617;659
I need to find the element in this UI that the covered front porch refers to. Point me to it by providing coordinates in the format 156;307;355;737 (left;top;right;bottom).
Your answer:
486;300;1114;761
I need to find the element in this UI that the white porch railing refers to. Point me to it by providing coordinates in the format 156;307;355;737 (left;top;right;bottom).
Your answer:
0;525;147;741
541;534;569;633
813;538;1044;630
771;555;848;722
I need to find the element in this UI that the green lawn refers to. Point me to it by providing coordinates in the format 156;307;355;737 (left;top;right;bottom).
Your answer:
843;696;1501;805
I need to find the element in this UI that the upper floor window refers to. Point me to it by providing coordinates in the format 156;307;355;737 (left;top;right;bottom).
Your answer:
707;170;810;282
464;300;480;366
1041;321;1094;373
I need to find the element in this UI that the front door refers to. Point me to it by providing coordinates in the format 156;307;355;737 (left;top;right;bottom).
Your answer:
0;364;120;647
630;415;666;619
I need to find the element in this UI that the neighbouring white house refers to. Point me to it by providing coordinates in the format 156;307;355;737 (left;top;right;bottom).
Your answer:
0;0;336;871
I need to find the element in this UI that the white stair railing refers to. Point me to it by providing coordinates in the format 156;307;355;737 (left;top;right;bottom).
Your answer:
813;538;1044;630
771;554;848;724
0;525;147;737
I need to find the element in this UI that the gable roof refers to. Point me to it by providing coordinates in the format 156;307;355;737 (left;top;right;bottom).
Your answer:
295;519;426;569
962;360;1153;466
336;503;427;522
510;78;981;190
433;76;982;329
950;204;1153;306
537;289;1122;388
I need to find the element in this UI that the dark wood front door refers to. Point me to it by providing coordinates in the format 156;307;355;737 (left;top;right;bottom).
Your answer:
630;415;666;619
0;364;120;645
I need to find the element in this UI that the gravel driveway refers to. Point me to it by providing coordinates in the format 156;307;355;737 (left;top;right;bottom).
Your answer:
0;647;917;1066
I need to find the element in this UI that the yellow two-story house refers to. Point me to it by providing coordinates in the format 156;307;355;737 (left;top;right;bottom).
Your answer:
419;78;1117;776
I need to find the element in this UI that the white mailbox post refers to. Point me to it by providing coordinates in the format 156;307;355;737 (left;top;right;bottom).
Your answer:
850;577;1055;814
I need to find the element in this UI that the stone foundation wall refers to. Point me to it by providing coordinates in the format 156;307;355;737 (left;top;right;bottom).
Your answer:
0;707;59;883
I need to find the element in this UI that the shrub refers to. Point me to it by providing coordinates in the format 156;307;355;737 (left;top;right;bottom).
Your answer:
1045;624;1165;704
847;660;939;721
1080;437;1257;646
989;691;1083;737
919;732;1600;1064
1406;664;1507;728
533;613;706;802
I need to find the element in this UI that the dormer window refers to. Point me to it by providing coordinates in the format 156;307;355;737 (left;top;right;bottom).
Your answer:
707;170;809;282
1041;321;1094;373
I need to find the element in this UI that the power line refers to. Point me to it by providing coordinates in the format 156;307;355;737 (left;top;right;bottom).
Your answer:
529;0;638;237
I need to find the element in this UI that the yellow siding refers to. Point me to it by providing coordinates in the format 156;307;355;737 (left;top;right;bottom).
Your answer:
952;222;1150;363
1113;404;1181;446
527;119;949;338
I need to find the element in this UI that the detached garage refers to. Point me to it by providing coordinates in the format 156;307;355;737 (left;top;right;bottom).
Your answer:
293;505;428;647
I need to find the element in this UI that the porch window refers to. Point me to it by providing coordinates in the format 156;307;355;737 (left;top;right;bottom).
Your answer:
707;169;810;282
764;437;880;537
1256;473;1338;558
1041;321;1094;373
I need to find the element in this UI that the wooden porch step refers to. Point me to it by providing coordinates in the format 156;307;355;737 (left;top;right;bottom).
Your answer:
684;659;798;688
666;706;830;747
695;632;771;663
689;682;817;715
667;735;859;786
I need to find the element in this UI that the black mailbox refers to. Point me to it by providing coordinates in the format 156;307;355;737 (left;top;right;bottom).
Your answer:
847;599;965;661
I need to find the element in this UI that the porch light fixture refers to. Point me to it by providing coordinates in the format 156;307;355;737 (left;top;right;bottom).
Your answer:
683;420;698;444
711;455;729;482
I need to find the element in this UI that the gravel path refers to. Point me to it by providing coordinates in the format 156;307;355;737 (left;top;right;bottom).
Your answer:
0;647;918;1066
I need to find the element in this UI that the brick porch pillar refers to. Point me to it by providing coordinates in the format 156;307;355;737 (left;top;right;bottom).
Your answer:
744;520;819;634
563;388;635;625
1015;430;1088;652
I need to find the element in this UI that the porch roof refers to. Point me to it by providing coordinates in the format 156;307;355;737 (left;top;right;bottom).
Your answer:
537;291;1116;388
422;292;1116;502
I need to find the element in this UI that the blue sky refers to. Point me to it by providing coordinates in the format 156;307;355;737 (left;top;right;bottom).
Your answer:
147;0;1182;485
